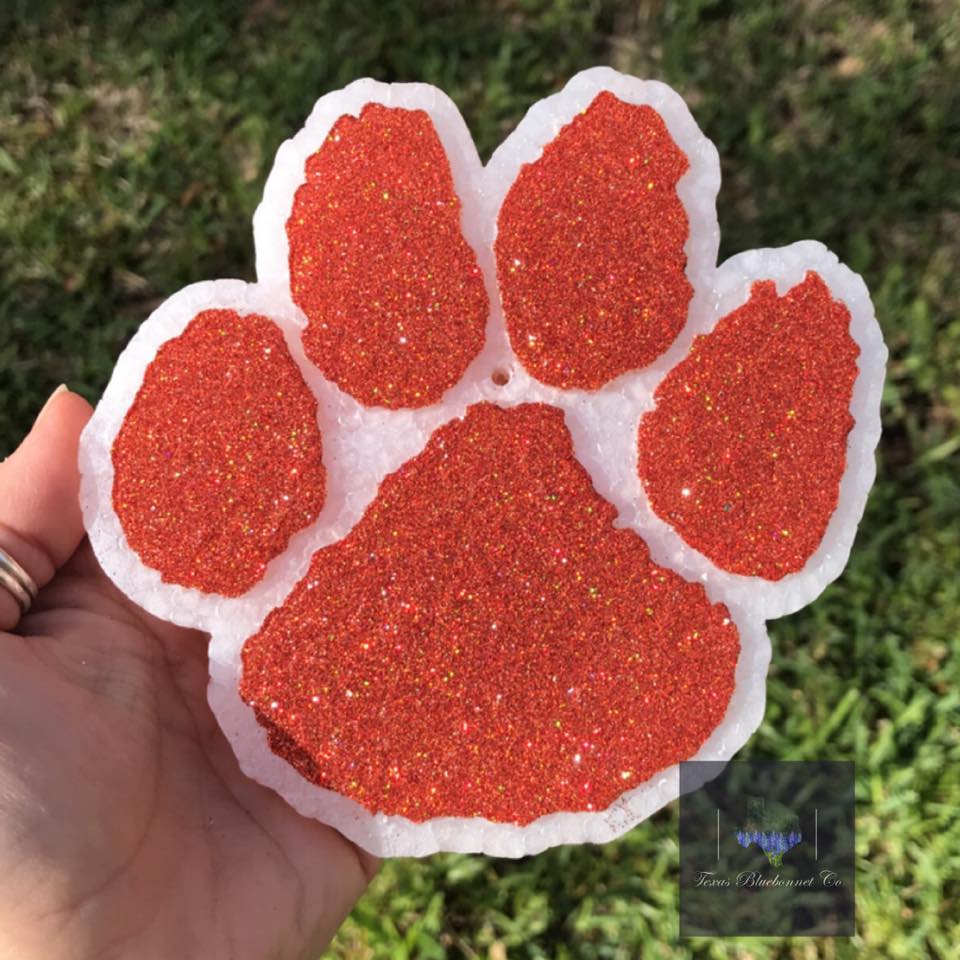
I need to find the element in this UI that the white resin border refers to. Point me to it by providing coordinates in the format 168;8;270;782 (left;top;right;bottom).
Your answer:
78;68;882;858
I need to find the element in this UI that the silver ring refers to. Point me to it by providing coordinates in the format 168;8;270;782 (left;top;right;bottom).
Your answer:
0;547;38;615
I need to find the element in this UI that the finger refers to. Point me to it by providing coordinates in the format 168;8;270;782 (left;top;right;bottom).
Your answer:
0;386;94;630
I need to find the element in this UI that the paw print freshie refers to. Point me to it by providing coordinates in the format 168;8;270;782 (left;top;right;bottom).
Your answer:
79;69;886;857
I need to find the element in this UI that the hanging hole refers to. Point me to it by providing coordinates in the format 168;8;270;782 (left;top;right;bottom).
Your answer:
491;367;510;386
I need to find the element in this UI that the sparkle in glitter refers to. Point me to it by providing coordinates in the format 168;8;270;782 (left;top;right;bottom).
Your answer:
638;272;859;579
240;403;738;824
112;309;326;596
496;91;691;390
287;103;488;409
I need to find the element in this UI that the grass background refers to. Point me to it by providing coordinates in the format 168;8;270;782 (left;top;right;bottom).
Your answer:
1;0;957;956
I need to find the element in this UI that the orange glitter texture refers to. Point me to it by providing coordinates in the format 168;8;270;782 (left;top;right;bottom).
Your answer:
112;309;326;597
240;403;739;824
638;272;860;580
496;91;691;391
287;103;489;409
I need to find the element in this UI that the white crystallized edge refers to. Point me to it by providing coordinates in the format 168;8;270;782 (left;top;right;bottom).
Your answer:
78;67;886;858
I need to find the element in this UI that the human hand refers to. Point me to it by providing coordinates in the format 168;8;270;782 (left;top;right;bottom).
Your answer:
0;387;377;960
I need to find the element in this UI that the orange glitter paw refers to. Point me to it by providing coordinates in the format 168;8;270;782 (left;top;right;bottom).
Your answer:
79;69;886;857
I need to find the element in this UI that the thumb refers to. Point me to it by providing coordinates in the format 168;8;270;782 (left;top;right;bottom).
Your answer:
0;386;94;630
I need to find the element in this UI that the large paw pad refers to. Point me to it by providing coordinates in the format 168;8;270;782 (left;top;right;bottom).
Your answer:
79;69;885;858
240;403;739;824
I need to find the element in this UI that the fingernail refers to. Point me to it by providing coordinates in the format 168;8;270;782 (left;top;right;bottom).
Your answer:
34;384;69;427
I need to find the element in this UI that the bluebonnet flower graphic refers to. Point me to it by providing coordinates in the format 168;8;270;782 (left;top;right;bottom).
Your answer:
733;800;802;867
